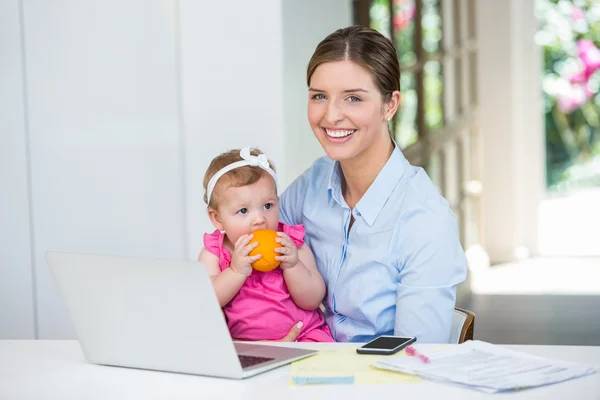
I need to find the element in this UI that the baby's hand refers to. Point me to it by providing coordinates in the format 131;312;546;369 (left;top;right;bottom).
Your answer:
229;234;261;276
275;232;299;270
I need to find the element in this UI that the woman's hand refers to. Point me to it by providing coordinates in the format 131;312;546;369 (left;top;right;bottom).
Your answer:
229;234;260;276
275;232;299;270
278;322;303;342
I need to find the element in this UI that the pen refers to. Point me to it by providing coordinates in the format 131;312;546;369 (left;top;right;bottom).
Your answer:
405;345;430;363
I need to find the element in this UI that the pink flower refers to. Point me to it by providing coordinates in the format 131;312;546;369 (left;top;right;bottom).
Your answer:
569;70;588;84
571;7;585;21
578;39;600;72
393;3;415;31
557;84;590;114
570;40;600;86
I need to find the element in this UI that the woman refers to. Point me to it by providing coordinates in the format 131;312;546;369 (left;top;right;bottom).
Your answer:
279;26;467;343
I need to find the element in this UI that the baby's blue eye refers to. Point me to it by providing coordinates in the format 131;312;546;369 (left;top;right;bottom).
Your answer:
264;203;273;210
237;208;248;215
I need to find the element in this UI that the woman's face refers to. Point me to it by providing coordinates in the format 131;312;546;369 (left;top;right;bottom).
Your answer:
307;60;393;162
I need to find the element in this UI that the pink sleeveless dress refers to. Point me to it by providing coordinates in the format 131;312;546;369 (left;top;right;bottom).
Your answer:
203;223;334;342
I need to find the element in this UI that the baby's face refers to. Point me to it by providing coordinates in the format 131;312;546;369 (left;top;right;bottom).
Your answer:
214;174;279;246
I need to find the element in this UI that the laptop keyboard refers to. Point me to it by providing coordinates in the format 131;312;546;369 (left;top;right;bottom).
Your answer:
238;355;275;369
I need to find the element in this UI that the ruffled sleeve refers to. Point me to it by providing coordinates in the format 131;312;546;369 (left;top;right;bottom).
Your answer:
278;222;305;247
203;230;232;271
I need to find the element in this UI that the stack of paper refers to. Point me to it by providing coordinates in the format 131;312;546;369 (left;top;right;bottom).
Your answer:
373;340;597;393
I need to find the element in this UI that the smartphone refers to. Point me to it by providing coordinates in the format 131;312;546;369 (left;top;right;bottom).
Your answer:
356;335;416;355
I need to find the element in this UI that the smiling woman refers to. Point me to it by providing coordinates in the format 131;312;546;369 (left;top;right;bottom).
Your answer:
279;25;468;343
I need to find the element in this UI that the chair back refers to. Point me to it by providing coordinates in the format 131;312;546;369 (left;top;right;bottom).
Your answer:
450;307;475;343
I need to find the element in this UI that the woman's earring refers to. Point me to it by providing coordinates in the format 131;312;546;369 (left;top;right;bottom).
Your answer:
387;116;392;122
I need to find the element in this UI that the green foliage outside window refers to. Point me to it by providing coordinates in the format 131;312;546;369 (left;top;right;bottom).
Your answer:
537;0;600;192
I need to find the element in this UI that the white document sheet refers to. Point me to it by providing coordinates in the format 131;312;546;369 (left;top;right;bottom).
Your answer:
373;341;597;393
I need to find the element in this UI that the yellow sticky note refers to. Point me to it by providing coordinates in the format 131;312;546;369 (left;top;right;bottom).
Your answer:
289;346;420;385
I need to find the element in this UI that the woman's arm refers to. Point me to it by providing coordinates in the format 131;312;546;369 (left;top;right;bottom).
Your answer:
198;248;247;308
281;244;326;311
393;209;468;343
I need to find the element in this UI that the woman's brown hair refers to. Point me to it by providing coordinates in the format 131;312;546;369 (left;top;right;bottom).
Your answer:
307;25;400;102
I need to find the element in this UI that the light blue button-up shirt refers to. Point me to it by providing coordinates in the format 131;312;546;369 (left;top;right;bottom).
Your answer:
280;145;467;343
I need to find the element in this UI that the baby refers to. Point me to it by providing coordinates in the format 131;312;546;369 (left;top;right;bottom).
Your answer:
198;148;333;342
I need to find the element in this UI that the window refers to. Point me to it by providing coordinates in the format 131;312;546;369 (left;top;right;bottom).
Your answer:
536;0;600;193
354;0;481;248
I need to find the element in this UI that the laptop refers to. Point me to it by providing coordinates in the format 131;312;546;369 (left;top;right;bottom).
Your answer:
46;251;317;379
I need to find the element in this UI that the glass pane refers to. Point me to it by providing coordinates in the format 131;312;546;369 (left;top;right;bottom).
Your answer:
422;0;442;55
537;0;600;192
453;0;462;47
393;0;417;67
370;0;391;39
467;0;476;39
424;60;444;130
455;57;464;115
469;51;477;106
395;72;418;147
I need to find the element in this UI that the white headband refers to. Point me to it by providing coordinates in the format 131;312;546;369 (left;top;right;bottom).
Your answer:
206;148;277;205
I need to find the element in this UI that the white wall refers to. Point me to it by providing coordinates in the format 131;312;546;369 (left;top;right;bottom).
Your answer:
282;0;353;184
21;0;185;339
179;0;288;259
181;0;352;260
0;0;36;339
1;0;351;339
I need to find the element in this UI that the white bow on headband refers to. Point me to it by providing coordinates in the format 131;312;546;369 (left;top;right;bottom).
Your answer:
206;148;277;205
240;148;270;169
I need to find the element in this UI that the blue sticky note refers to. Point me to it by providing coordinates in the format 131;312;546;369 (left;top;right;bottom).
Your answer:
291;376;355;385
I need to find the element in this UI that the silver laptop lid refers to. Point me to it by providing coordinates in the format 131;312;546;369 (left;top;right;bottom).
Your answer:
46;251;243;378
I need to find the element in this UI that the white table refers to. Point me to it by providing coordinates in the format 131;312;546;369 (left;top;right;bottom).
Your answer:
1;341;599;399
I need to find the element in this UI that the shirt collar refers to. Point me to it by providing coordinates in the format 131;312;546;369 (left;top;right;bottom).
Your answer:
327;145;409;226
327;161;344;206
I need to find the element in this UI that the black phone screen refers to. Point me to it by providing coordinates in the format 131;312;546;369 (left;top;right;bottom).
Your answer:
362;336;413;349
